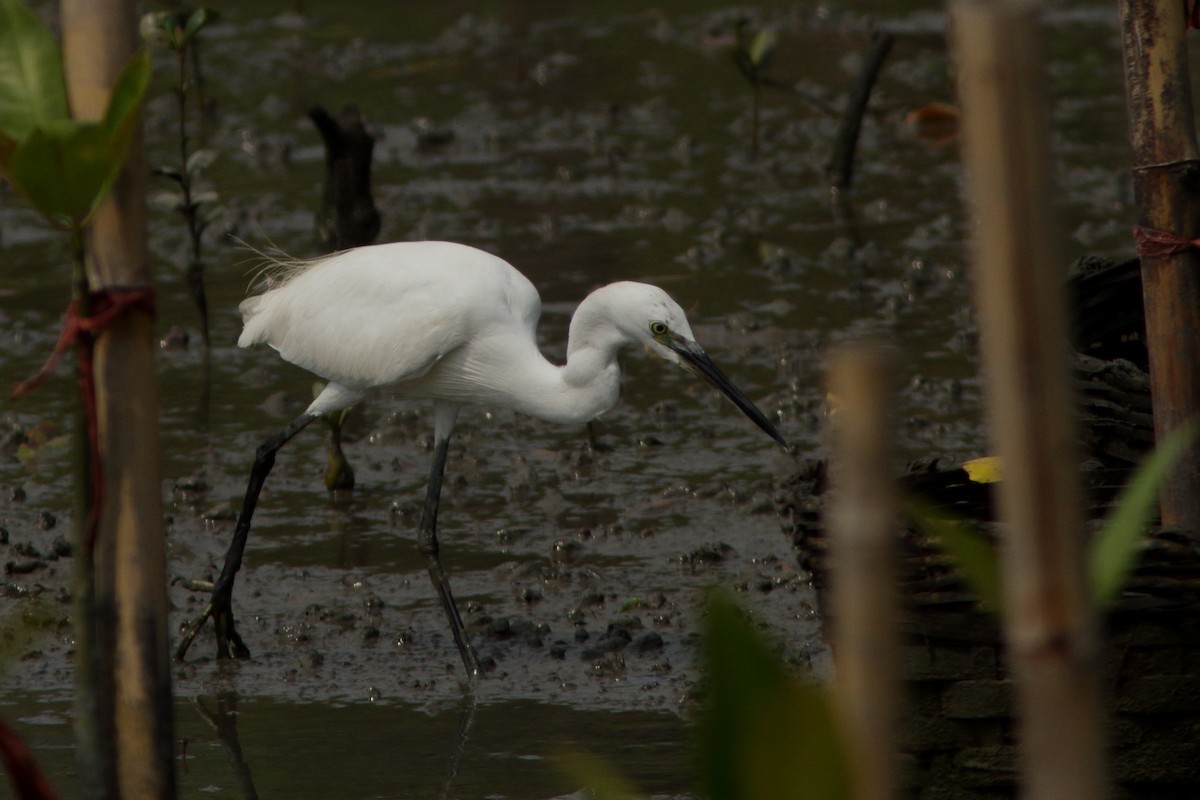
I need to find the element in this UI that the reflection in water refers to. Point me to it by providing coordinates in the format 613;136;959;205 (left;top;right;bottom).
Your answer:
0;691;688;798
437;695;478;800
191;694;259;800
186;691;479;800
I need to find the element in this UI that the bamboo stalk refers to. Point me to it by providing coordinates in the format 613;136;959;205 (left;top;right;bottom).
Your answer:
826;342;900;800
60;1;176;798
1117;0;1200;532
951;3;1105;798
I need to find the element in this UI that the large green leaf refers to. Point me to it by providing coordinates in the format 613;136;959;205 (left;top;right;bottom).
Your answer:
6;121;113;228
1;48;148;229
1090;420;1198;608
103;48;150;137
699;593;849;800
0;0;68;140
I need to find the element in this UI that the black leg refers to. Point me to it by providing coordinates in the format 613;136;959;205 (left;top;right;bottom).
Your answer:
420;434;481;681
175;413;317;660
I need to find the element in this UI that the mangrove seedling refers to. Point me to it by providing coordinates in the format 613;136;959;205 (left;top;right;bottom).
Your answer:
725;18;838;158
730;20;777;158
143;7;220;347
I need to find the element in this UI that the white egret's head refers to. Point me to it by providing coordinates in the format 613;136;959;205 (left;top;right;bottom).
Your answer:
592;282;787;448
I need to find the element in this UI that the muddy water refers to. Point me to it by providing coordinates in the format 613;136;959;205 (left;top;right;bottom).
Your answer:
1;1;1132;798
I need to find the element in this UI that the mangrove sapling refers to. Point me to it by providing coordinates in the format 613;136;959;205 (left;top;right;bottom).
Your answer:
143;7;221;347
730;21;776;158
727;19;836;158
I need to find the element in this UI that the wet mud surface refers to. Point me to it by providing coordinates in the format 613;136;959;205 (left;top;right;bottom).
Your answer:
0;1;1135;797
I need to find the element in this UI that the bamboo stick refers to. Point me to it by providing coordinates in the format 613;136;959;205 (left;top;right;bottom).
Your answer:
826;343;900;800
951;3;1105;798
60;1;176;798
1117;0;1200;533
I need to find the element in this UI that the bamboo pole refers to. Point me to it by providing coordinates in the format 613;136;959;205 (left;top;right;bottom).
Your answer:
1117;0;1200;532
61;1;176;798
951;3;1105;798
826;343;900;800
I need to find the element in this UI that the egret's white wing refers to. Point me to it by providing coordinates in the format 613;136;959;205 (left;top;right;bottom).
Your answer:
239;242;541;392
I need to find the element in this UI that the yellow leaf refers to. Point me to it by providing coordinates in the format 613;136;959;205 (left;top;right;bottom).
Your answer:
963;456;1003;484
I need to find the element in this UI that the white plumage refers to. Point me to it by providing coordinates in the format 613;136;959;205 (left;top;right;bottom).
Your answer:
239;240;708;426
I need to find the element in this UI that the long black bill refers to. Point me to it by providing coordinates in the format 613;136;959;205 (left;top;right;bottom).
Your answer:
668;337;788;448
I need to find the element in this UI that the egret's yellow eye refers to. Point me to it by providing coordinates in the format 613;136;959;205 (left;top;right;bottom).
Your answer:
650;321;669;336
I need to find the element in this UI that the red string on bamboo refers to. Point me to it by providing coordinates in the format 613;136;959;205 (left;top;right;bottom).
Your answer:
10;287;156;553
1133;225;1200;259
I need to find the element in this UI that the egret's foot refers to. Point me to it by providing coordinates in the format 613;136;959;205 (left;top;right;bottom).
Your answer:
210;582;251;660
214;604;251;660
585;421;614;453
174;591;251;661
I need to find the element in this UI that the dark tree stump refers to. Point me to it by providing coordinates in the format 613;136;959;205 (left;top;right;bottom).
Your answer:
310;104;382;252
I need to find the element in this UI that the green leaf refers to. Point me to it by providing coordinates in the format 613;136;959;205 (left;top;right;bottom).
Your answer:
748;28;777;69
3;48;147;227
6;120;112;227
1090;420;1198;608
182;7;218;43
159;10;187;49
185;147;217;175
699;592;849;800
103;48;150;139
906;497;1002;612
0;0;69;140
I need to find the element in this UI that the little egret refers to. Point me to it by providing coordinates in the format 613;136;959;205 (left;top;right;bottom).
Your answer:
175;240;786;678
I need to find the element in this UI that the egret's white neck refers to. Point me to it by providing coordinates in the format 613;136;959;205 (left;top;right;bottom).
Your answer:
487;287;635;426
